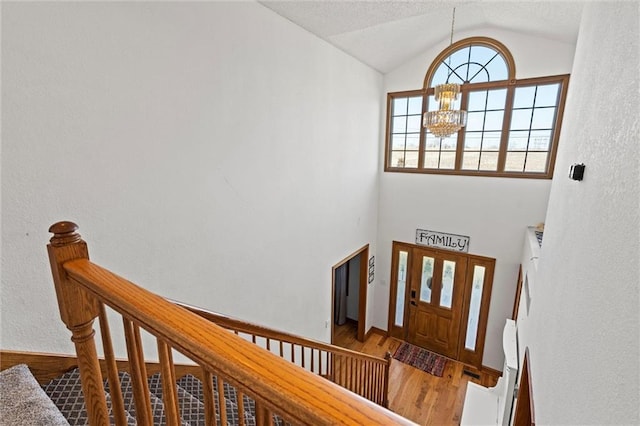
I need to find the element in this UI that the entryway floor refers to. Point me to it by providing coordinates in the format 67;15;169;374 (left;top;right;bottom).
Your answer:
333;322;498;425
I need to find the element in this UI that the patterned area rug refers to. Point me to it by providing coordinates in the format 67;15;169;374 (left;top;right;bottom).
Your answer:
392;342;447;377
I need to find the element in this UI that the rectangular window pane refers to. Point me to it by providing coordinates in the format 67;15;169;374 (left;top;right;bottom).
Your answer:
407;96;423;115
425;134;440;150
531;107;556;129
427;94;438;111
406;133;420;150
466;111;485;131
505;152;526;172
482;131;501;151
393;97;408;115
510;108;533;130
508;130;529;150
479;151;498;171
394;251;409;327
440;151;456;169
390;151;407;168
465;265;485;350
424;151;440;168
513;86;536;108
420;257;434;303
484;110;504;131
467;91;487;112
392;116;407;133
406;115;421;133
462;151;480;170
440;260;456;309
392;134;406;150
534;84;560;107
404;151;419;168
529;130;552;151
525;152;549;173
486;89;507;110
464;133;482;150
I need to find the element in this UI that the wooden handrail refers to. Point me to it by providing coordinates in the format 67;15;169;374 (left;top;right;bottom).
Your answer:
175;300;388;364
48;222;414;425
174;300;392;407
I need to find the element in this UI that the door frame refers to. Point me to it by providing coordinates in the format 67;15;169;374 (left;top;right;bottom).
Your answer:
387;240;495;368
331;244;369;343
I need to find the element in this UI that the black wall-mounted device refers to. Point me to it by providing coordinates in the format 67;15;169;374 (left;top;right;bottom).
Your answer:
569;163;585;181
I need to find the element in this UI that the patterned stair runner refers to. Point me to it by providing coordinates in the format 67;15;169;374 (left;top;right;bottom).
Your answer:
42;368;276;426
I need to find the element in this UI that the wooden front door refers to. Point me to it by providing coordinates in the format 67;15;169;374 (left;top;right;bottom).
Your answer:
406;247;468;359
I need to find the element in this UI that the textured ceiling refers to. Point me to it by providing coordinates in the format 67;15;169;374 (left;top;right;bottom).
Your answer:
259;1;585;73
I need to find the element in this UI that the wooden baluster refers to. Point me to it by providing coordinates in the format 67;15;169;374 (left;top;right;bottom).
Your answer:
279;341;284;358
301;345;306;369
383;351;391;408
217;376;228;425
201;370;216;426
379;363;385;405
311;348;315;374
374;364;379;404
290;343;295;364
367;362;372;401
47;221;109;425
368;361;372;401
366;361;372;400
360;360;365;398
157;340;180;426
266;338;271;352
363;360;368;399
123;319;153;425
255;403;270;426
350;357;355;391
237;390;246;426
354;358;359;393
98;304;127;426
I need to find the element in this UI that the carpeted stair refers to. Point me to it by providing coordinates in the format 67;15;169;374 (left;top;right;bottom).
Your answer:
41;367;285;425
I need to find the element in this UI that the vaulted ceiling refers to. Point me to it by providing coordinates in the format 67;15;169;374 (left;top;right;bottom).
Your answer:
259;1;585;73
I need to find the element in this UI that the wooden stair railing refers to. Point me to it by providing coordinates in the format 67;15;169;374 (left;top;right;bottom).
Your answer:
47;221;414;426
173;301;392;407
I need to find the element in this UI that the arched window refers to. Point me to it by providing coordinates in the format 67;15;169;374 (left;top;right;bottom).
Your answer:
386;37;569;178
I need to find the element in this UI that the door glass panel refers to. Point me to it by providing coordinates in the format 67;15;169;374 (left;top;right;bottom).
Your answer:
440;260;456;308
394;251;408;327
419;256;434;303
465;265;486;350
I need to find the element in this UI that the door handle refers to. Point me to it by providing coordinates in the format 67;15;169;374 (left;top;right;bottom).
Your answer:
411;290;416;298
410;301;417;306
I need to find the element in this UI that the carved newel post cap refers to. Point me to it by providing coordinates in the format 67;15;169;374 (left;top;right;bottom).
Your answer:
49;221;82;246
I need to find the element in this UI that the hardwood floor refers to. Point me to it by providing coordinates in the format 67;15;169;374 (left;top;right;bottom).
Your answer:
333;321;498;425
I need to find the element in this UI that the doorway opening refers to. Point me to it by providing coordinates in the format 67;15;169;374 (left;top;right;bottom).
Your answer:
331;245;368;344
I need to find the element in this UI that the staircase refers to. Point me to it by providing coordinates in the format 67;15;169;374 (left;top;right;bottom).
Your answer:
40;221;413;425
43;367;283;426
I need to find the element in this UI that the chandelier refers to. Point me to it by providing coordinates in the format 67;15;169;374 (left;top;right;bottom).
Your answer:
424;8;467;138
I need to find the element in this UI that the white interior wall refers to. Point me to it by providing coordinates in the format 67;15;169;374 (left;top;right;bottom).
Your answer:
526;2;639;423
375;28;577;370
0;2;382;356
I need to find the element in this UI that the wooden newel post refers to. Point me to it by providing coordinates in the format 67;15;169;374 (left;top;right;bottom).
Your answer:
47;221;109;425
